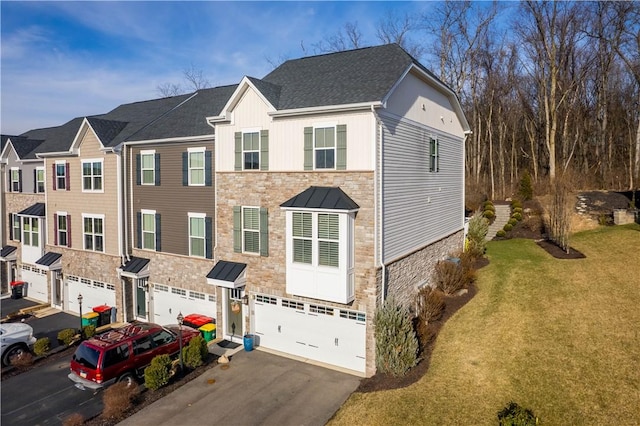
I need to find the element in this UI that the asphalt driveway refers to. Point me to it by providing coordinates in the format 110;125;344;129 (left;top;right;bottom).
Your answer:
119;349;361;426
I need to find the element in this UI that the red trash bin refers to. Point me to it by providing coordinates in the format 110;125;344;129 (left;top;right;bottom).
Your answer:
92;305;112;327
10;281;26;299
183;314;213;328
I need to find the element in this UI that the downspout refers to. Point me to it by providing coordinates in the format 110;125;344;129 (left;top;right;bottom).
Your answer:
205;120;218;262
374;107;387;307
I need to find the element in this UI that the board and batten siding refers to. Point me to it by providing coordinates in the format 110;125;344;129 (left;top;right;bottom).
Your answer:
216;85;375;172
380;113;464;263
130;142;214;257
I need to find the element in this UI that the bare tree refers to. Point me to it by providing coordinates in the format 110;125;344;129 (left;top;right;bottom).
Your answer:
312;21;364;53
156;64;211;97
375;12;424;59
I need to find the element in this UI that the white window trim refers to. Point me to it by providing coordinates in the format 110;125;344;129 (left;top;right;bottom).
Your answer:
187;147;205;186
313;123;337;170
81;158;104;193
241;206;261;254
22;217;39;247
35;167;45;193
141;209;156;251
288;209;344;269
430;135;440;173
55;160;67;190
188;212;206;258
242;129;261;171
140;149;156;186
10;167;20;192
82;213;105;252
56;211;69;247
12;214;21;241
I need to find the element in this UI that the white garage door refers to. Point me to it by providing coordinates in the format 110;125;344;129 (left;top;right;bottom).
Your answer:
65;276;116;315
21;266;48;303
253;295;366;373
152;284;216;326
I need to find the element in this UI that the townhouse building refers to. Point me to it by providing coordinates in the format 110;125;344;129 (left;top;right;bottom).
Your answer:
1;44;469;377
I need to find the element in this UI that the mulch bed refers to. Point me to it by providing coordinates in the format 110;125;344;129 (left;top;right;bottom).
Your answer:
356;282;479;393
535;240;586;259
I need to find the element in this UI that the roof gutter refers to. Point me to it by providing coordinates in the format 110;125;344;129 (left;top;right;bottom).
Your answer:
35;151;74;159
268;101;383;118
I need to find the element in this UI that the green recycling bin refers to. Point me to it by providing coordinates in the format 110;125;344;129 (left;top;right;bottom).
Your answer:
199;323;216;342
82;311;99;327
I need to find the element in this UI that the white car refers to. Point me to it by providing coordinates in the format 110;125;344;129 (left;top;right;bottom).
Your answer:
1;322;37;366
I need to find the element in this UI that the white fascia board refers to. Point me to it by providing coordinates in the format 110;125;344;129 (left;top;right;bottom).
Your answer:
269;101;382;118
122;134;215;146
36;151;75;158
0;140;15;161
69;118;101;153
209;76;277;126
280;206;360;214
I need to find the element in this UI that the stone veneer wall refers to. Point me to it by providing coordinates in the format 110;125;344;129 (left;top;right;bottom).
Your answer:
216;171;379;376
377;230;464;310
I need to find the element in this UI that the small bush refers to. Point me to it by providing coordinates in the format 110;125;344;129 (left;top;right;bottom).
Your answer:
182;335;208;369
62;413;85;426
497;401;538;425
33;337;50;356
414;320;438;353
83;324;96;339
144;354;172;391
58;328;77;346
433;259;467;295
496;229;507;238
503;223;513;232
374;297;418;377
523;216;543;234
415;286;445;324
483;200;495;210
483;210;495;220
466;212;489;259
512;212;523;221
10;351;34;369
508;218;518;226
102;381;139;420
513;207;523;214
511;199;524;209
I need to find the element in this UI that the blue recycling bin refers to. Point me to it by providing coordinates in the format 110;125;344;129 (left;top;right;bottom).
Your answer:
243;334;254;351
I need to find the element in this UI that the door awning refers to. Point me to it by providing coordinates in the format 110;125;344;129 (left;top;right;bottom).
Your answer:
206;260;247;289
117;257;150;279
18;202;46;217
35;252;62;271
0;245;17;262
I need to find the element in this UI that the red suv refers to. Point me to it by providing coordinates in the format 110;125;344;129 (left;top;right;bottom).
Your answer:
68;321;200;391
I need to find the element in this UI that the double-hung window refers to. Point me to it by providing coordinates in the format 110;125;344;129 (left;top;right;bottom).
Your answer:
82;159;103;191
12;215;21;241
10;168;21;192
35;168;45;193
292;212;312;264
188;148;204;185
56;213;69;247
22;217;39;247
429;137;439;172
189;213;206;257
314;127;336;169
318;213;339;267
242;207;260;253
55;162;68;190
83;215;104;252
141;210;156;250
140;151;155;185
243;132;260;170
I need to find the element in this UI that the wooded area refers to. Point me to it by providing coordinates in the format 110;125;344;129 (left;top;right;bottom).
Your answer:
311;1;640;200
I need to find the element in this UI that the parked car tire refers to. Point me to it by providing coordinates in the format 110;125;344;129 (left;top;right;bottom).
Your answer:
2;343;28;366
117;372;137;388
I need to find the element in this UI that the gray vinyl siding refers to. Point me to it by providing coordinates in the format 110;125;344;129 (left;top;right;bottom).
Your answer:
131;141;215;257
380;113;464;263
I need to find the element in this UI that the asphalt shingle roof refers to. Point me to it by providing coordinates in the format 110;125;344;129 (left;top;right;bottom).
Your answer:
3;136;45;160
86;118;128;146
280;186;359;210
261;43;423;110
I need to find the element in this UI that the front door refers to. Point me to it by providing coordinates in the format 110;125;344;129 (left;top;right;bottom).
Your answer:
136;278;148;321
53;271;63;309
225;288;243;341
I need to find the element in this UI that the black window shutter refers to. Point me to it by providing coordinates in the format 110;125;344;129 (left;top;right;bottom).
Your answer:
8;214;13;240
205;151;212;186
155;214;161;252
182;152;188;186
136;154;141;185
33;169;37;193
154;153;161;186
18;170;22;192
52;164;56;191
54;214;58;245
136;212;142;249
205;217;213;259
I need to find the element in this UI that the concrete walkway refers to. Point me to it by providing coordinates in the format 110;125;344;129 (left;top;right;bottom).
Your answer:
118;349;361;426
486;204;512;240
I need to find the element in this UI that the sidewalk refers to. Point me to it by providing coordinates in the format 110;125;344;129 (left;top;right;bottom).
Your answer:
119;348;361;426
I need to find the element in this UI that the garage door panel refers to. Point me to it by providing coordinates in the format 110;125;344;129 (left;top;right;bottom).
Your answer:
65;278;115;315
22;269;48;303
153;286;216;326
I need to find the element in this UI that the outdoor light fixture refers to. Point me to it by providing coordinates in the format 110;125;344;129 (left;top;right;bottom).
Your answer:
177;311;184;372
77;293;84;337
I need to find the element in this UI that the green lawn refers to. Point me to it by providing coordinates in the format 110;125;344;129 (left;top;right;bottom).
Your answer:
331;224;640;425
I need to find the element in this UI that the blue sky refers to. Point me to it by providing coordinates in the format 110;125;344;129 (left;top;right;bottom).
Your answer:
1;1;435;135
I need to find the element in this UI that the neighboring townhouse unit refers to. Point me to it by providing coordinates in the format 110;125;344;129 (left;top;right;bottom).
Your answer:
119;85;236;325
1;132;50;298
205;44;470;377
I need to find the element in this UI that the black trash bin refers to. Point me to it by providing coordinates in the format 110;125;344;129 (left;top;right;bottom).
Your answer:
10;281;25;299
92;305;112;327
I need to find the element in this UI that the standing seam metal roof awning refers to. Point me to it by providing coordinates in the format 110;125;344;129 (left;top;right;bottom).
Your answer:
206;260;247;289
117;257;150;278
0;245;17;261
280;186;359;211
35;252;62;271
18;203;46;217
